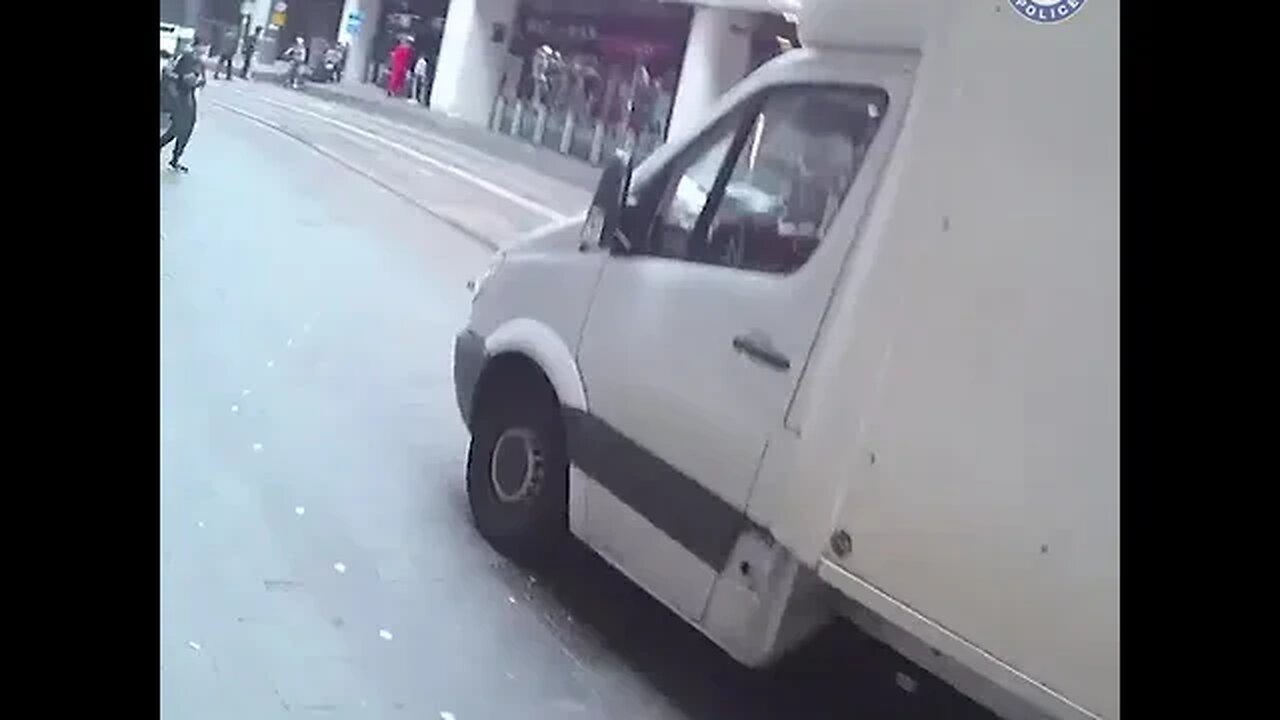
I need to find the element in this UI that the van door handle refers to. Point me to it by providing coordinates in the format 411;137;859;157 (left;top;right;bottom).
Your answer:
732;333;791;371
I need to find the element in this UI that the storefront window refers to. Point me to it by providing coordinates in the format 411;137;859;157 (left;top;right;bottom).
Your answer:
366;0;447;88
494;1;690;164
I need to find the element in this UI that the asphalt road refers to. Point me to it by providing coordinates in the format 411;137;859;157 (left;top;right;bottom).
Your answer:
160;80;998;720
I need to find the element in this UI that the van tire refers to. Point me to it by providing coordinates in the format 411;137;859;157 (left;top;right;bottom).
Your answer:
466;378;568;567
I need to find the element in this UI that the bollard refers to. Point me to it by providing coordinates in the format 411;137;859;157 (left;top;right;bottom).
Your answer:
533;104;548;145
490;96;506;132
559;112;575;155
589;120;605;165
510;101;524;138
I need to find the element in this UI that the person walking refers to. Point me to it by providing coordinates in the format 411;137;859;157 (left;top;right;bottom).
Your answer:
160;37;206;173
335;41;348;83
412;53;429;105
240;26;261;79
214;27;238;80
284;37;307;89
386;38;412;98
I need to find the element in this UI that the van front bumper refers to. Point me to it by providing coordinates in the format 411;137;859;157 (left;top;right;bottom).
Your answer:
453;329;487;431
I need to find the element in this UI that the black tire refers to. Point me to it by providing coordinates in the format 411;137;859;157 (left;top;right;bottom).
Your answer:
466;378;568;566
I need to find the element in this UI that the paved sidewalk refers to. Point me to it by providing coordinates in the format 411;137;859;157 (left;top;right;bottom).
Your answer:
209;58;602;194
301;81;602;193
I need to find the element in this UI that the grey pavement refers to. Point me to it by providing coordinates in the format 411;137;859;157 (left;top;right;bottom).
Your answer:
160;82;997;719
207;58;601;194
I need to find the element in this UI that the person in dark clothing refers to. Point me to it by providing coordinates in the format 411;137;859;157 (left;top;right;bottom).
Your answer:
160;39;207;173
240;26;261;79
214;28;238;80
334;42;348;82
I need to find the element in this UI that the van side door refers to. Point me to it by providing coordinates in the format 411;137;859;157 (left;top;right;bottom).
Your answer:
569;78;905;619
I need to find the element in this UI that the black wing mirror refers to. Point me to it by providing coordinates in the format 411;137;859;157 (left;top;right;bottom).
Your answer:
581;149;635;254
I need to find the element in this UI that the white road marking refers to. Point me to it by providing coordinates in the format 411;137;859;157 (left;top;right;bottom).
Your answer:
235;94;567;221
187;641;202;651
212;101;281;130
240;86;508;171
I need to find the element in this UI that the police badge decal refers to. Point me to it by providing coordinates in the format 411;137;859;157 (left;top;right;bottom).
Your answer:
1008;0;1087;24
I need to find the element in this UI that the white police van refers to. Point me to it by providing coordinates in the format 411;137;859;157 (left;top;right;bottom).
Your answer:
452;1;1117;719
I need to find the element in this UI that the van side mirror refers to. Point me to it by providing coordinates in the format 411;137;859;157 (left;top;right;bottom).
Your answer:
582;150;635;253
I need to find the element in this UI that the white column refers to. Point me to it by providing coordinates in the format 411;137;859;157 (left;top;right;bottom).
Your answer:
666;7;756;143
250;0;272;32
335;0;359;47
248;0;280;62
429;0;520;124
342;0;383;84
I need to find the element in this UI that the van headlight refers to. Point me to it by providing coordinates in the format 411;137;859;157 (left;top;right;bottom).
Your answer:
467;253;504;300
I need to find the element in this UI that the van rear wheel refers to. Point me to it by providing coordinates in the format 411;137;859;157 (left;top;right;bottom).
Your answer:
466;381;568;566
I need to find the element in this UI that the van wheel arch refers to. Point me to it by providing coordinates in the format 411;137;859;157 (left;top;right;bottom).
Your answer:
471;352;563;427
466;352;569;566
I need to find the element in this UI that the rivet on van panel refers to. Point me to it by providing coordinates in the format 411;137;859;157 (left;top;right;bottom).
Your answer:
830;530;853;558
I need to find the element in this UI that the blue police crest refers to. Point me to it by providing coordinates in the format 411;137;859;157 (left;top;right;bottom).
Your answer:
1008;0;1086;24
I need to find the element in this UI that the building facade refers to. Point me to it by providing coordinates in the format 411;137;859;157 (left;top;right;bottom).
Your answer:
173;0;797;166
425;0;797;163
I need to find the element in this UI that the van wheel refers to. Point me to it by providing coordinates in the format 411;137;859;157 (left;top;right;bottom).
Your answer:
466;381;568;566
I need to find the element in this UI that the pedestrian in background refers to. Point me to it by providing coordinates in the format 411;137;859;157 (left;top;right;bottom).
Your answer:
284;37;307;89
387;38;412;98
240;26;261;79
412;54;429;105
332;41;348;82
161;37;207;173
214;27;238;80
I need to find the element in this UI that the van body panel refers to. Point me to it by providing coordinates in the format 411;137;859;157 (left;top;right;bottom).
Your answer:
764;3;1119;719
457;1;1118;718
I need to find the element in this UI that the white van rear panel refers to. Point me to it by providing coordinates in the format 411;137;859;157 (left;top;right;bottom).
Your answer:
754;2;1118;719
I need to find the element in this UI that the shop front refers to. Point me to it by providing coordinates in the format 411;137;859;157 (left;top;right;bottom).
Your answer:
490;0;692;164
359;0;449;89
426;0;798;167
